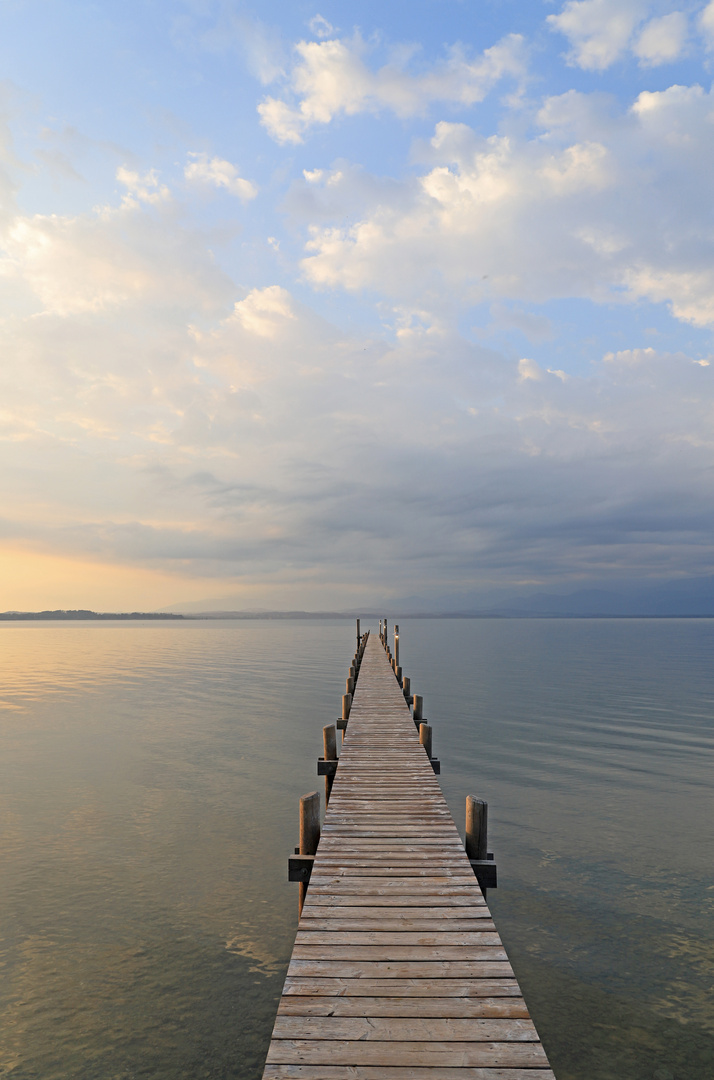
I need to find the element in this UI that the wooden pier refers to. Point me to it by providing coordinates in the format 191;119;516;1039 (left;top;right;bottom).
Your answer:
262;627;555;1079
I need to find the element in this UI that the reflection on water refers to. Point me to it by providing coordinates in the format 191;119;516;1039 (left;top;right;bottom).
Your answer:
0;619;713;1078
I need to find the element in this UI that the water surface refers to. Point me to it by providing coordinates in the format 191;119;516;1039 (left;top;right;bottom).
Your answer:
0;618;712;1079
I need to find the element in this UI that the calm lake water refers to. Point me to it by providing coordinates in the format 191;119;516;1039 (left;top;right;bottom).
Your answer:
0;618;713;1079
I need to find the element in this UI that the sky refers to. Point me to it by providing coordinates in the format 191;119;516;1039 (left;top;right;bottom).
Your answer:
2;0;714;611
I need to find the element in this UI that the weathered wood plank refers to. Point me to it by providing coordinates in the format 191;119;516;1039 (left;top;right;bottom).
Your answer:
264;1067;556;1079
304;894;487;907
271;1017;538;1041
276;997;529;1018
298;917;497;930
265;1040;550;1067
294;932;502;946
286;961;515;979
282;978;523;998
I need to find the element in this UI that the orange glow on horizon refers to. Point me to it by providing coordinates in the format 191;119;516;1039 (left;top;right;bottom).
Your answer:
0;545;239;612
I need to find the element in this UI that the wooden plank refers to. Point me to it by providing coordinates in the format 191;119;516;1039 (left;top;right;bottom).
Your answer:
276;997;529;1019
264;1067;556;1079
294;932;502;946
298;918;497;930
265;1041;550;1066
282;978;523;998
307;880;481;892
304;892;487;907
286;961;515;979
271;1017;539;1041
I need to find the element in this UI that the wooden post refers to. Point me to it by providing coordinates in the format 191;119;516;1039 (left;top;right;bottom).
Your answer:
402;675;410;698
419;722;432;761
323;724;338;804
346;675;354;695
413;694;423;724
356;618;360;647
465;796;488;862
394;624;399;667
340;692;351;746
349;664;356;681
299;792;320;916
396;665;402;682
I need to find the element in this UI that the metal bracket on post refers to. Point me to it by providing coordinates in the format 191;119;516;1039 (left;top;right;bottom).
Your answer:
317;757;338;777
288;852;315;882
430;757;441;774
469;853;497;890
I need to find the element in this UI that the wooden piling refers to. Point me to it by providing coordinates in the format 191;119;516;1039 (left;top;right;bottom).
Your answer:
402;674;410;698
323;724;338;804
298;791;320;916
419;721;433;761
413;693;423;725
466;795;488;862
394;623;399;667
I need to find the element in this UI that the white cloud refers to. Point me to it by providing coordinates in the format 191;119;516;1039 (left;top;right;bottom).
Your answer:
603;346;657;363
633;12;688;66
547;1;690;70
258;32;526;144
309;15;334;39
547;0;649;70
699;1;714;49
116;166;171;206
184;153;258;201
228;285;296;340
298;83;714;327
0;175;231;317
518;357;545;381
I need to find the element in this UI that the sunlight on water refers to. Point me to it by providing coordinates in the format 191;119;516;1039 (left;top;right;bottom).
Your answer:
0;618;713;1079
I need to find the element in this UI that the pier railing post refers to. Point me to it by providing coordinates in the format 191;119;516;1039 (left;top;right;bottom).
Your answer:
298;792;320;917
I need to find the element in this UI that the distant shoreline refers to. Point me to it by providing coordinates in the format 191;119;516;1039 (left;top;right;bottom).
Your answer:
2;609;714;621
0;610;185;621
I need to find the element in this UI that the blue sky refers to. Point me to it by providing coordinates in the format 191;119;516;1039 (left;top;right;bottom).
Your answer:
1;0;714;609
